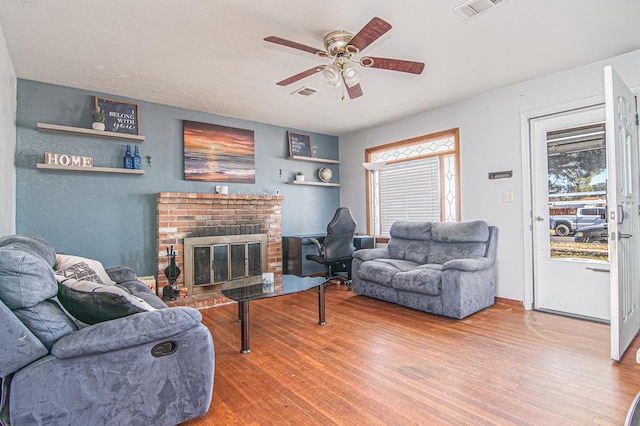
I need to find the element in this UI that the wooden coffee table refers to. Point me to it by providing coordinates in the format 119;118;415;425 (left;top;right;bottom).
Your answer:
221;275;328;353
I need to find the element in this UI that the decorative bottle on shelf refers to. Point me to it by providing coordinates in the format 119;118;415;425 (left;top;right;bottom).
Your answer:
123;145;133;169
133;146;142;170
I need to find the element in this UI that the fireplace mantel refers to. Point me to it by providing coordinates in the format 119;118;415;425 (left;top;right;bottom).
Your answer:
156;192;283;304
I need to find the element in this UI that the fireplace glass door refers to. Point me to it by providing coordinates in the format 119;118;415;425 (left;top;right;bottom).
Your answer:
193;246;211;285
213;245;229;283
185;234;268;294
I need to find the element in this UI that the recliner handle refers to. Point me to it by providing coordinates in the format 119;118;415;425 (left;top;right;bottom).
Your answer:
151;341;178;357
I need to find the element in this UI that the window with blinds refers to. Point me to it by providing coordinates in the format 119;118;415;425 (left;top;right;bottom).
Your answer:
365;128;460;238
379;157;441;235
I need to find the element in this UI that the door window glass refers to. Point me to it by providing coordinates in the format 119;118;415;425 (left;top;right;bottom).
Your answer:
547;123;608;261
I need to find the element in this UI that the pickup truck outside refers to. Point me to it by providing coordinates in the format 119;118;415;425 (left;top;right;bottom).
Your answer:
549;207;606;236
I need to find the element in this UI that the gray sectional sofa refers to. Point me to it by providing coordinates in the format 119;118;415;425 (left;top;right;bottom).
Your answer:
352;220;498;319
0;234;214;426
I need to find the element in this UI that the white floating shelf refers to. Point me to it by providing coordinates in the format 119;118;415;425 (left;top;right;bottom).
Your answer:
288;180;339;187
288;155;339;164
37;163;144;175
37;123;145;142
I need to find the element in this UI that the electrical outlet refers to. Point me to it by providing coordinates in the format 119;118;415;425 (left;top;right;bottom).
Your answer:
502;191;514;203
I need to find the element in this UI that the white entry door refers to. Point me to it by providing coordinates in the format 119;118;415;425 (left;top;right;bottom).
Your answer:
604;65;640;361
531;106;610;321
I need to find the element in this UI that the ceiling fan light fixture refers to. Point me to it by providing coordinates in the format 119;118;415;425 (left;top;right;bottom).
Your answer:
323;30;354;57
323;63;342;87
342;63;360;87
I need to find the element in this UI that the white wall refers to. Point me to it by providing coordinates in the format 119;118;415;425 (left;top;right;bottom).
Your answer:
0;24;16;236
340;49;640;302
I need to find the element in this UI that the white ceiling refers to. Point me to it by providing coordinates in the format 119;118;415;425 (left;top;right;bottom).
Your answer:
1;0;639;136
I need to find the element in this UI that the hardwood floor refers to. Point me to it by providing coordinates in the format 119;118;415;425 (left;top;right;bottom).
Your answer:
185;284;640;425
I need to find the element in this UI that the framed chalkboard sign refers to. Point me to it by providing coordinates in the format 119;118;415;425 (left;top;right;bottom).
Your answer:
95;97;140;135
288;131;312;158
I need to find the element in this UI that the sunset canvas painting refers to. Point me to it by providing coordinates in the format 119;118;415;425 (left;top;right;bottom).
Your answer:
183;121;255;183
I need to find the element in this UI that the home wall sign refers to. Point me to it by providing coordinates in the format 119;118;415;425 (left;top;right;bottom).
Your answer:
44;152;93;167
183;121;255;183
288;131;312;157
95;97;140;135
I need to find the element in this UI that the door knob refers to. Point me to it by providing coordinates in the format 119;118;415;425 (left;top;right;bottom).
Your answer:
619;233;633;239
535;216;545;222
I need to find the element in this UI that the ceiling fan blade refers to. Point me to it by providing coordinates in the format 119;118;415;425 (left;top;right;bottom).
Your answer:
264;36;325;56
341;73;363;99
348;17;392;52
361;57;425;74
276;66;325;86
346;83;364;99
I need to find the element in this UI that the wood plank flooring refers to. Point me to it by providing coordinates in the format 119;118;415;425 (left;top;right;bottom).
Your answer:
184;284;640;425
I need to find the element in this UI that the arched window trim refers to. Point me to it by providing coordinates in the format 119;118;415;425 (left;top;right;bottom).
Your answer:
365;128;461;240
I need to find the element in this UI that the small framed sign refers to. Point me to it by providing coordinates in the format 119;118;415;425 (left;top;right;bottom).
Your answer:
95;97;140;135
287;131;312;158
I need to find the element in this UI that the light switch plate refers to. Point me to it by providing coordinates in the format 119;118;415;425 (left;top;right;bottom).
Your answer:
502;191;514;203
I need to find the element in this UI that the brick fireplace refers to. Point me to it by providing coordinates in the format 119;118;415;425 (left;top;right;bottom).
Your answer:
156;192;283;308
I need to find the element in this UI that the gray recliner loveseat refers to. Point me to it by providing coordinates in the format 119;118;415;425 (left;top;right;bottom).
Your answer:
0;234;214;426
352;220;498;319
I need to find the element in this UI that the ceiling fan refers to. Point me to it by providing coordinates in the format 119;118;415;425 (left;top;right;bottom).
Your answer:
264;17;425;99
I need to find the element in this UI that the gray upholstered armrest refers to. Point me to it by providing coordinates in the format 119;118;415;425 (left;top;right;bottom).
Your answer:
106;266;137;283
116;280;152;295
116;280;168;309
442;257;493;272
51;307;202;358
352;248;390;262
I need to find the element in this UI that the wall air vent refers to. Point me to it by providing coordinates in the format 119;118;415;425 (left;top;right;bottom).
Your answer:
454;0;507;19
291;86;317;97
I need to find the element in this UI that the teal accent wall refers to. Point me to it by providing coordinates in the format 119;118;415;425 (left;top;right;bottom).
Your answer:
16;79;340;275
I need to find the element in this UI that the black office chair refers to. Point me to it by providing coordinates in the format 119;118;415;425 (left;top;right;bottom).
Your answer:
306;207;357;289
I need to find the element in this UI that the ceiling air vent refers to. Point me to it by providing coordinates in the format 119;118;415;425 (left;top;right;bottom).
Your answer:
291;86;317;97
454;0;507;19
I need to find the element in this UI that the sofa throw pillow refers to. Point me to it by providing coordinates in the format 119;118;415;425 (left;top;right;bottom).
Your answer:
57;278;156;325
54;254;115;285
